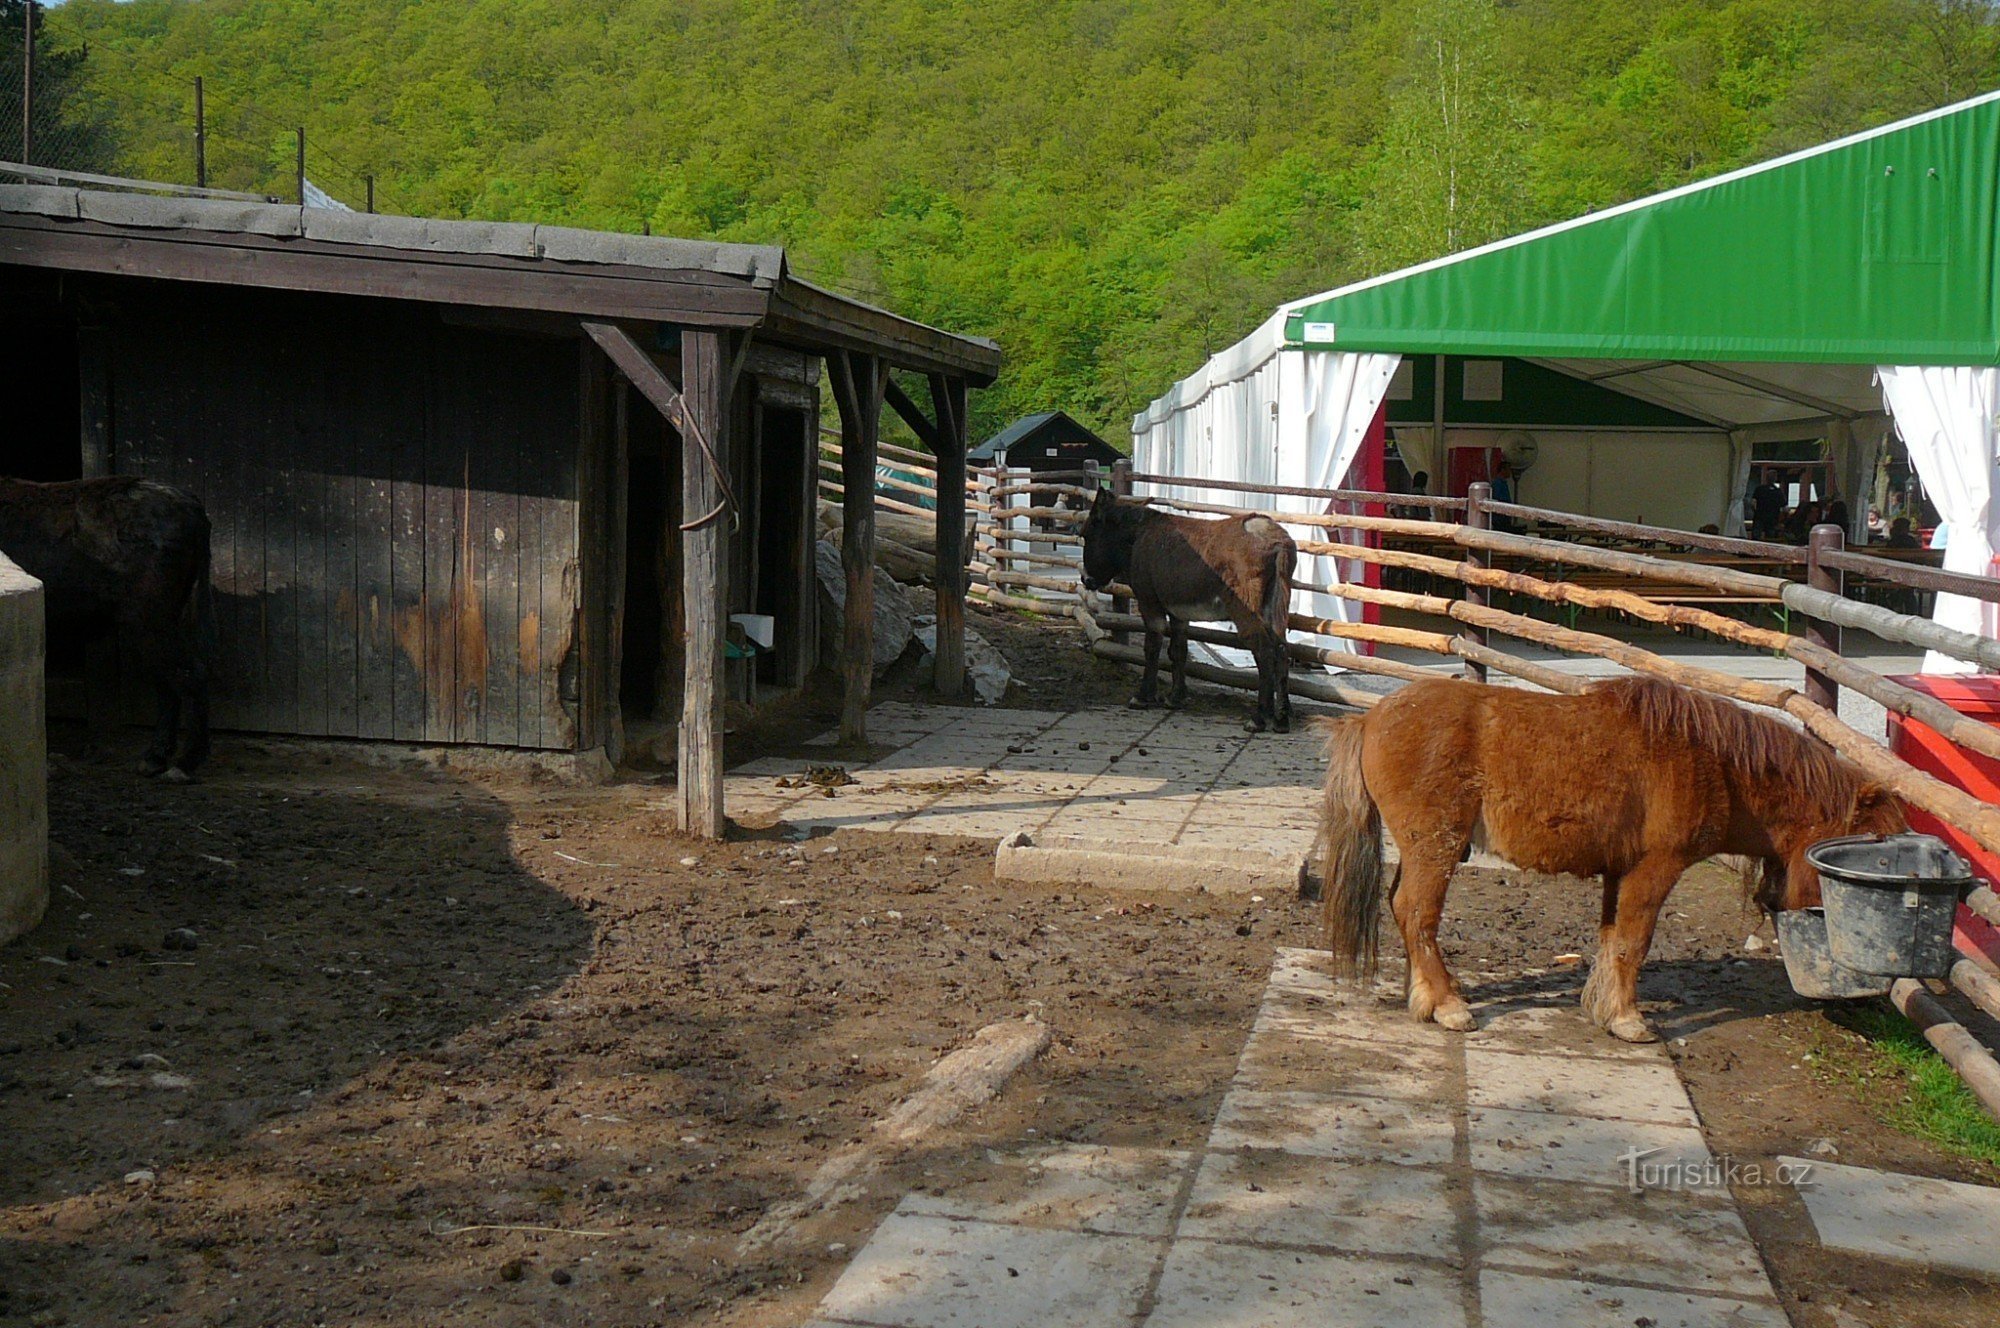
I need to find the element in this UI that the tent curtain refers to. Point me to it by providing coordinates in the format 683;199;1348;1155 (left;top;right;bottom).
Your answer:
1391;425;1442;492
1723;432;1755;537
1879;364;2000;673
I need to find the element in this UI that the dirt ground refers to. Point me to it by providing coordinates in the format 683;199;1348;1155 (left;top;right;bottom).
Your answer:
2;606;1997;1327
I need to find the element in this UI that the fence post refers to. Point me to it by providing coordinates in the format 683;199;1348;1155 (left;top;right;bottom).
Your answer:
295;127;306;206
1461;481;1491;682
194;77;206;189
21;1;35;166
1806;523;1844;712
1109;458;1134;642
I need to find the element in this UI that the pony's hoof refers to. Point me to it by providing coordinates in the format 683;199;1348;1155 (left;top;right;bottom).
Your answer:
158;766;194;785
1126;697;1159;711
1606;1014;1657;1044
1243;716;1268;734
1272;716;1292;734
1434;1003;1477;1032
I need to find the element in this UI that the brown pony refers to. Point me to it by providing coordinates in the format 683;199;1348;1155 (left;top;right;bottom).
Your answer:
1317;676;1905;1042
1078;489;1298;732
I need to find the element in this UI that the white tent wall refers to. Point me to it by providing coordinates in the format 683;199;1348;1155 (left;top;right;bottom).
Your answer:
1441;428;1733;530
1879;364;2000;673
1130;338;1398;668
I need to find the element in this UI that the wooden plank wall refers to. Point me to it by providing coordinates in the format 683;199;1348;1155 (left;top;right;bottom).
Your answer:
101;285;584;750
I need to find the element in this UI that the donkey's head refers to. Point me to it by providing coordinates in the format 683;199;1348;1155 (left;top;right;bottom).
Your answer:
1079;487;1147;591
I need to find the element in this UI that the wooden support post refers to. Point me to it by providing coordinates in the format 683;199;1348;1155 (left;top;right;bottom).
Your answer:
929;372;969;697
1805;522;1844;713
679;329;729;838
1461;481;1491;682
1109;458;1133;644
832;352;884;746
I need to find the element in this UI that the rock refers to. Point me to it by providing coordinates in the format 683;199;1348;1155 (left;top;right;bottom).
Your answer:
123;1169;156;1186
499;1259;526;1283
1807;1136;1839;1157
913;620;1013;704
815;539;916;677
162;928;199;952
124;1053;171;1071
1744;934;1767;953
550;1268;573;1286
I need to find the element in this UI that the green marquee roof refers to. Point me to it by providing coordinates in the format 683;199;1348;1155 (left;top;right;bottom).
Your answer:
1284;91;2000;366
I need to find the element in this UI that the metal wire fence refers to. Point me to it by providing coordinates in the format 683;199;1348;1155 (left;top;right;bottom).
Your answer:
0;5;111;175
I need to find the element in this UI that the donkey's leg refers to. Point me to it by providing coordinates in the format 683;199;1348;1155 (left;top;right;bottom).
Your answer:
142;670;181;777
1269;633;1292;732
1392;839;1475;1031
1582;852;1689;1042
1130;618;1166;708
1166;620;1190;710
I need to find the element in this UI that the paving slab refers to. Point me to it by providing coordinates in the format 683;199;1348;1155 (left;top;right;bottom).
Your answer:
1145;1240;1468;1328
1178;1149;1457;1258
1785;1156;2000;1280
1465;1047;1699;1127
1210;1089;1456;1165
1479;1269;1787;1328
1232;1026;1452;1102
1469;1106;1714;1187
900;1144;1193;1238
1465;1001;1670;1063
1476;1174;1770;1296
995;832;1307;895
815;1213;1159;1328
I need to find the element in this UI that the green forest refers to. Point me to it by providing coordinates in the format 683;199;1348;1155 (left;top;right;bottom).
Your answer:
28;0;2000;441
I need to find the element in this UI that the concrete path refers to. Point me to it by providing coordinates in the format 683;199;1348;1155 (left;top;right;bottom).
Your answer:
800;947;1786;1328
1786;1157;2000;1281
725;704;1328;861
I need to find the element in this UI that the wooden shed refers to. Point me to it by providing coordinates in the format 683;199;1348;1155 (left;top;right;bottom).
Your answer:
969;411;1122;474
0;185;1000;835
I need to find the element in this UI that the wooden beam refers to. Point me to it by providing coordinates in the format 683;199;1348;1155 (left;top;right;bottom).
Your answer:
831;350;885;745
929;372;969;697
678;329;730;838
884;377;943;450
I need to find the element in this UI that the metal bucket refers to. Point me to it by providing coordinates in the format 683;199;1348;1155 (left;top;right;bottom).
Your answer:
1807;834;1971;979
1775;907;1892;999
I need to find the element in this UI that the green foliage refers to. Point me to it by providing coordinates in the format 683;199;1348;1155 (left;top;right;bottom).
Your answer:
39;0;2000;443
1827;1003;2000;1169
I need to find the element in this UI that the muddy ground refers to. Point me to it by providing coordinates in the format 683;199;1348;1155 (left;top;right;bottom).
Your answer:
2;606;1997;1327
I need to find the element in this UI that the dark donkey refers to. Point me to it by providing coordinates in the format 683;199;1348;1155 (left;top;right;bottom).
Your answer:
1078;488;1298;732
0;476;216;779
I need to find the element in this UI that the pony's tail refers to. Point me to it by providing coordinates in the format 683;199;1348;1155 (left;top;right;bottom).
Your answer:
1261;535;1297;636
1317;714;1385;976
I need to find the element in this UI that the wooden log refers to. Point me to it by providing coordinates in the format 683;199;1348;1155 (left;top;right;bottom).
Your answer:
819;457;938;503
1781;581;2000;672
1453;527;1791;599
1146;492;1456;537
930;373;970;698
975;543;1080;569
969;584;1059;614
1971;886;2000;931
987;482;1095;501
1452;641;1588;694
1483;498;1806;563
1127;471;1467;512
834;351;884;746
1890;979;2000;1123
1949;958;2000;1026
679;329;728;838
1092;608;1454;665
990;569;1083;594
1786;639;2000;765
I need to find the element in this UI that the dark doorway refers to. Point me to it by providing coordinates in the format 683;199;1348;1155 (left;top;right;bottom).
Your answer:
0;274;82;482
755;405;813;688
620;387;683;723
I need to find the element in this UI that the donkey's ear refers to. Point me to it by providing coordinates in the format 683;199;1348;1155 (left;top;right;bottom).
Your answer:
1091;485;1116;513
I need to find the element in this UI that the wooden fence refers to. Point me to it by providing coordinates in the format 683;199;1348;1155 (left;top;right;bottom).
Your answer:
969;457;2000;1119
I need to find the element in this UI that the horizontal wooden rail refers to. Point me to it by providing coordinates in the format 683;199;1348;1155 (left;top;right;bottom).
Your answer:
1483;500;1807;563
1819;547;2000;602
1891;979;2000;1122
1128;472;1467;511
1780;582;2000;670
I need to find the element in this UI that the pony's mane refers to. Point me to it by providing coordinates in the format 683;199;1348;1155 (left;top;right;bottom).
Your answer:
1590;676;1866;816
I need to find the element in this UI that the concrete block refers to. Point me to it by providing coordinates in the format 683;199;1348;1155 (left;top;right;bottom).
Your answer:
0;184;81;219
1179;1149;1456;1258
1146;1240;1467;1328
1785;1157;2000;1279
1209;1089;1455;1165
1477;1174;1771;1296
0;554;45;946
815;1213;1157;1328
1465;1002;1672;1063
996;831;1307;895
1466;1048;1698;1127
1232;1026;1451;1102
1479;1270;1787;1328
1468;1107;1712;1186
901;1144;1193;1237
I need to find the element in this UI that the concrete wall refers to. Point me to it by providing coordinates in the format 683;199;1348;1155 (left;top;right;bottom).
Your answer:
0;552;47;945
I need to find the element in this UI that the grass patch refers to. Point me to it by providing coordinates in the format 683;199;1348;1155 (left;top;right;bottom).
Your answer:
1820;1004;2000;1169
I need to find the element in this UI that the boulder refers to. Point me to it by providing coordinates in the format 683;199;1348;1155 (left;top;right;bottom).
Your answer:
816;539;916;677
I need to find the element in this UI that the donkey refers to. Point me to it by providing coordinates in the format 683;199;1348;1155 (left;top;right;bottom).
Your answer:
1078;488;1298;732
1317;675;1905;1042
0;476;217;779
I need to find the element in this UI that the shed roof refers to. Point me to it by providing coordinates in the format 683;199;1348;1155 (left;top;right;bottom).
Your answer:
969;410;1122;462
0;185;1001;383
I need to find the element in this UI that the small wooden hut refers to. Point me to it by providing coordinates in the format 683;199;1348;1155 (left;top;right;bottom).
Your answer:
0;185;1000;835
969;411;1121;475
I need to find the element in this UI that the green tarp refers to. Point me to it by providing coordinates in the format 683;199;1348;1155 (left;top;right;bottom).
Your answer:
1285;92;2000;367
